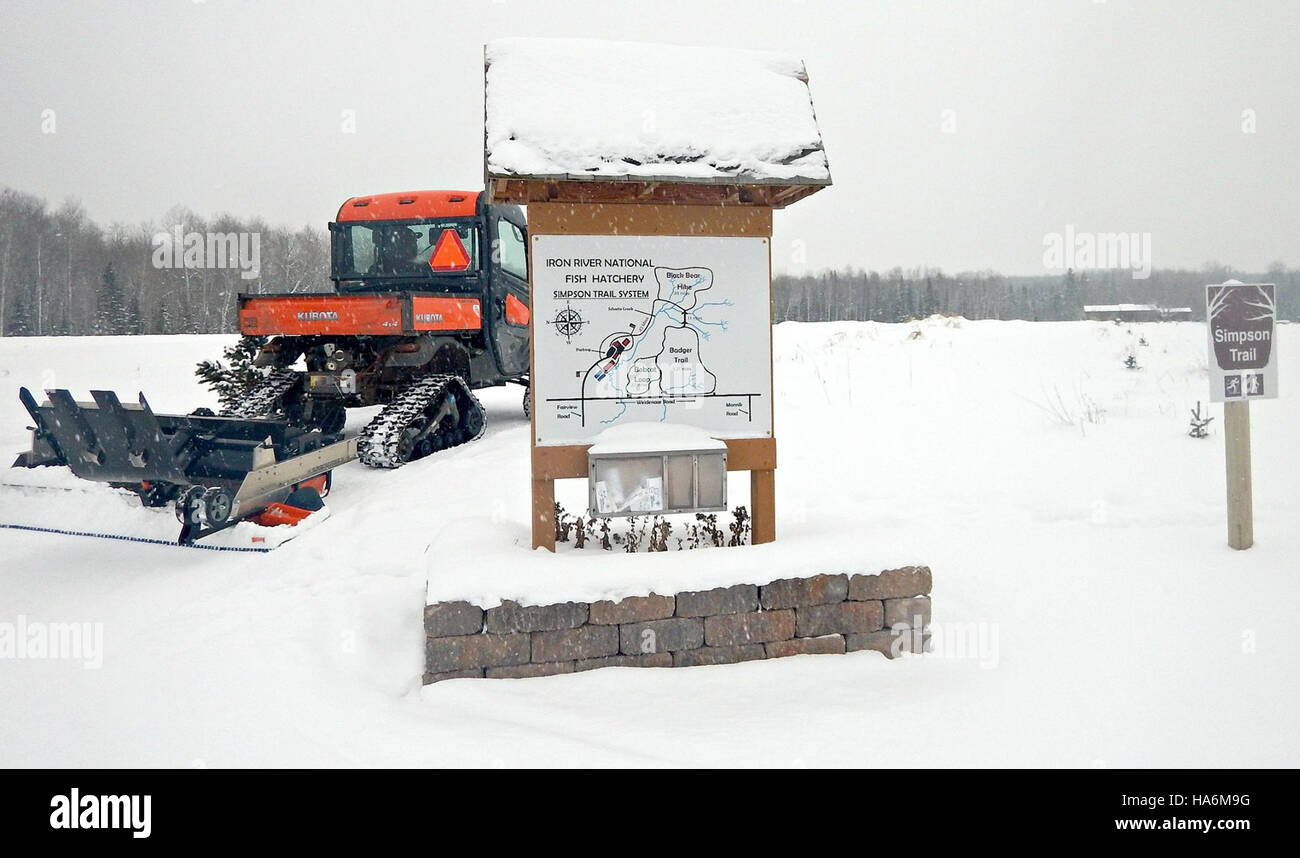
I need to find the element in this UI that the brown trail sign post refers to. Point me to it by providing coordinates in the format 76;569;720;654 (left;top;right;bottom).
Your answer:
1205;281;1278;550
483;37;831;551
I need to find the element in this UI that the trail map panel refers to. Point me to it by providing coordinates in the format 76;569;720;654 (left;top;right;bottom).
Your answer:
533;234;772;446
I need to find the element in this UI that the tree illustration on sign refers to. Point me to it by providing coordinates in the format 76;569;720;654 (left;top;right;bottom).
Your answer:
1242;284;1275;322
1207;285;1233;321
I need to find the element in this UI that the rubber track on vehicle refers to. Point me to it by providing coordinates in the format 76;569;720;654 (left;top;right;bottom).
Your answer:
356;374;485;469
222;368;301;418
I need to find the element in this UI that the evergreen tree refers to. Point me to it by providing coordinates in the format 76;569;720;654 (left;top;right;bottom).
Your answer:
178;293;198;335
124;289;142;335
1061;269;1083;320
96;263;125;334
9;289;32;335
195;335;269;411
151;300;170;335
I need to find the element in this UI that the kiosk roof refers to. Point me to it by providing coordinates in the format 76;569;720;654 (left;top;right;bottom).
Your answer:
484;37;830;191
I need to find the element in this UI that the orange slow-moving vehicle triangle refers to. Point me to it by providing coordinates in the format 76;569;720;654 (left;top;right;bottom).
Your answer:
429;229;471;271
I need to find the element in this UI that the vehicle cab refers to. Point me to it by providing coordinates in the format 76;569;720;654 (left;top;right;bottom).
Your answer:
328;190;530;376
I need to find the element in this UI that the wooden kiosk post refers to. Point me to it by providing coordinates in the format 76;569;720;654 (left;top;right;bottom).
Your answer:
483;39;831;551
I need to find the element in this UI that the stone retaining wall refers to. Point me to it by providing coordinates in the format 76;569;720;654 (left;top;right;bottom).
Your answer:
424;566;932;683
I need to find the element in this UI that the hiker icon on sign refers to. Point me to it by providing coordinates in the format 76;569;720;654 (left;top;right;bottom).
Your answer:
1224;375;1242;398
1245;373;1265;397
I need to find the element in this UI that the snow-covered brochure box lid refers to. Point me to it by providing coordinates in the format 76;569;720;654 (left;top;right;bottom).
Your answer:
484;37;831;186
588;423;728;518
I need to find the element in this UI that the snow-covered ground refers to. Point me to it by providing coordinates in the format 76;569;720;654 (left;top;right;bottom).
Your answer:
0;319;1296;767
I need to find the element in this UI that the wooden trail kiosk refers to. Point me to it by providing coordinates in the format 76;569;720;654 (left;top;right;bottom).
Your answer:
483;38;831;551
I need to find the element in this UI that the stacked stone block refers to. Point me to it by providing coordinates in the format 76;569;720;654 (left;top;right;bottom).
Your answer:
424;566;932;683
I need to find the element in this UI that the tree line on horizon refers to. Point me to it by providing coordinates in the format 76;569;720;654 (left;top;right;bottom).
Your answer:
0;186;1295;336
0;187;326;337
774;264;1300;324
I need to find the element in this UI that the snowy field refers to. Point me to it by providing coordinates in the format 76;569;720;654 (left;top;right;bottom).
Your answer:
0;319;1296;767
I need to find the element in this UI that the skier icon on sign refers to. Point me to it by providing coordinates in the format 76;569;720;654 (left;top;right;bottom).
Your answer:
1224;375;1242;398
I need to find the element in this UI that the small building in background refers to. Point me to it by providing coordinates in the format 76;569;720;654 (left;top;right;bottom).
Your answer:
1083;303;1194;322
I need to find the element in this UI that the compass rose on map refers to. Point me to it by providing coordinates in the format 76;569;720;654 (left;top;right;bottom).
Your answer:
547;303;586;344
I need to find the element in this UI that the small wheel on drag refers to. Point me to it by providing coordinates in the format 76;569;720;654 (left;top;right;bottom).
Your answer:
203;487;234;526
176;485;206;523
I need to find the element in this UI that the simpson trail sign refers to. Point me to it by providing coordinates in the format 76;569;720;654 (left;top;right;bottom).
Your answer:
532;234;772;446
1207;282;1277;402
1204;281;1279;550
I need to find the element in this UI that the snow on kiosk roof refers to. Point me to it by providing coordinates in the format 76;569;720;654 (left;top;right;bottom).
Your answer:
484;37;831;207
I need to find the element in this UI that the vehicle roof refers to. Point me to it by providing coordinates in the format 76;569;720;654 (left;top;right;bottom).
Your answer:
336;190;481;222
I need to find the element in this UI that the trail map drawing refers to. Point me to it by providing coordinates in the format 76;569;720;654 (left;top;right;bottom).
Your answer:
532;235;772;446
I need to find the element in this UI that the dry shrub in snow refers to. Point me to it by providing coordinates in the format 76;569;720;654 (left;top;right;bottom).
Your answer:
1026;383;1106;434
550;503;749;552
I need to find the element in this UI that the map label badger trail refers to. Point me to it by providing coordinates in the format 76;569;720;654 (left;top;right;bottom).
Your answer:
533;234;773;446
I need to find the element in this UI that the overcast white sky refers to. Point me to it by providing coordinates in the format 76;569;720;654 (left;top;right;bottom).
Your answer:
2;0;1297;275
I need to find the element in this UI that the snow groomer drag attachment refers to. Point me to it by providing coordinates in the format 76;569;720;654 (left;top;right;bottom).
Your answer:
14;387;356;545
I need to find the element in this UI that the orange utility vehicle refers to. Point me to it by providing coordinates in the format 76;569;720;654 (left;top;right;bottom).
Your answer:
14;190;530;542
234;189;531;467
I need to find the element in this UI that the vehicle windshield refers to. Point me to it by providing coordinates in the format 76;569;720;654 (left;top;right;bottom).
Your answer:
333;219;479;286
